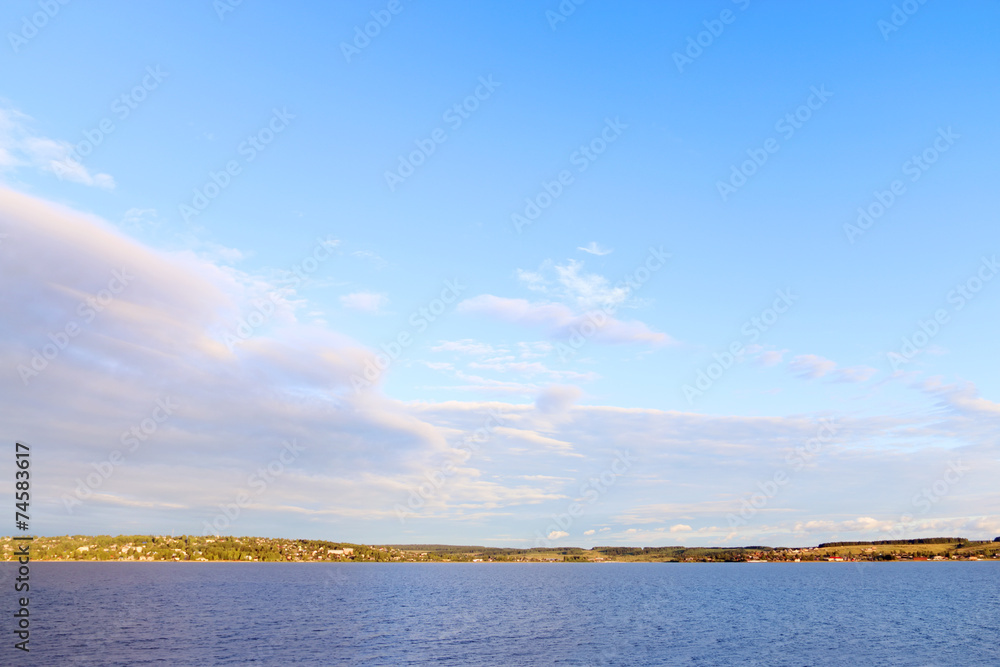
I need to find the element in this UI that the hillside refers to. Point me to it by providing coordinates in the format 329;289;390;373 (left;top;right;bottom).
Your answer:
4;535;999;562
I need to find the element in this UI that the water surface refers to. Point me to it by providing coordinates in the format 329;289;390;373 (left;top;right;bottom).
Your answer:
9;561;999;665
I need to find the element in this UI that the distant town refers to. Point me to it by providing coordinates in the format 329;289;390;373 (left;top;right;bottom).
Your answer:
3;535;1000;563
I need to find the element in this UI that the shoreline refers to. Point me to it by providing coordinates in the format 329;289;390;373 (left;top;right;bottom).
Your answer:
11;558;998;564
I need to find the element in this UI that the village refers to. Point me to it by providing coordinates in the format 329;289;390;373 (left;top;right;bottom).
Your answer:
3;535;998;563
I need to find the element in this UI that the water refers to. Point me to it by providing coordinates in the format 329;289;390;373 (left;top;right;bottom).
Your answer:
7;562;999;665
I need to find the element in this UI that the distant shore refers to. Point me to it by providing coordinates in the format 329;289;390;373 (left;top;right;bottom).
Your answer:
4;534;999;564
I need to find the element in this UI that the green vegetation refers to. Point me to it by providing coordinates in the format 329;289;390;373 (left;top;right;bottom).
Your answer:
818;538;964;547
3;536;998;563
1;535;406;562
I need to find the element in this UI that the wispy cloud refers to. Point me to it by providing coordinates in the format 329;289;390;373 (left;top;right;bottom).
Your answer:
788;354;837;379
577;241;612;256
352;250;387;269
0;107;115;189
340;291;388;313
459;295;671;346
4;186;995;546
787;353;876;384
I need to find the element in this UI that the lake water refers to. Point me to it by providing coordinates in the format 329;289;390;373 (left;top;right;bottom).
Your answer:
7;562;999;665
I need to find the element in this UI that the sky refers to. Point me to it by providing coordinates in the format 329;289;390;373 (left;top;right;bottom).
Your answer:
1;0;999;548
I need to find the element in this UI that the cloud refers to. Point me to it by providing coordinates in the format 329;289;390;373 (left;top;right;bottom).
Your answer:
340;291;388;313
0;186;465;529
515;268;548;293
787;354;876;383
433;339;504;356
4;186;997;545
552;260;630;310
745;345;787;367
458;295;672;346
670;524;692;533
535;385;582;414
788;354;838;379
577;242;612;256
547;530;569;540
351;250;386;269
494;427;578;456
583;529;596;535
121;208;159;230
832;366;877;383
516;259;634;311
0;108;115;189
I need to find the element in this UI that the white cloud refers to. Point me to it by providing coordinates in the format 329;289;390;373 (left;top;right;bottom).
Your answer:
577;241;612;256
433;339;505;356
516;258;634;311
746;345;787;367
0;108;115;189
832;366;877;383
4;186;998;545
787;353;876;383
535;385;582;414
351;250;386;269
583;529;596;535
670;524;693;533
547;530;569;540
553;259;630;310
788;354;837;379
121;208;159;230
458;295;672;346
515;268;548;292
340;291;388;313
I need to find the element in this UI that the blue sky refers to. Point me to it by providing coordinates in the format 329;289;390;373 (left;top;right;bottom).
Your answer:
2;0;999;547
